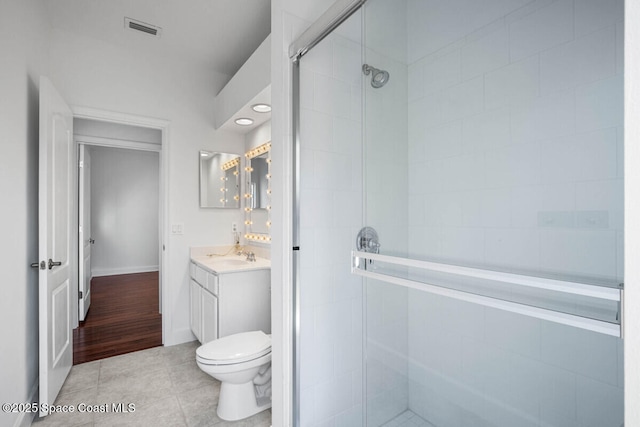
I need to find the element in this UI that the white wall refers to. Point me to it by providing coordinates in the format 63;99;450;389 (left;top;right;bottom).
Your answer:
215;35;272;129
246;120;272;151
89;146;160;277
47;26;246;345
75;118;162;144
0;0;50;425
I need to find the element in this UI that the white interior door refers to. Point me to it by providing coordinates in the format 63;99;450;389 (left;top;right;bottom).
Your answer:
38;76;73;417
78;144;91;321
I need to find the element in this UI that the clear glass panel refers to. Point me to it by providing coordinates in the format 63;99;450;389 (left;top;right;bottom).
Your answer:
362;0;624;426
297;10;365;427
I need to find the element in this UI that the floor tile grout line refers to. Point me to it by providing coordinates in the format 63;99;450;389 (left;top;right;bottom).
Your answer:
175;391;191;427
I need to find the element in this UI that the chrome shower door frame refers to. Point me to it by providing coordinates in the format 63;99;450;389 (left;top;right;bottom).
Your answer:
289;1;367;425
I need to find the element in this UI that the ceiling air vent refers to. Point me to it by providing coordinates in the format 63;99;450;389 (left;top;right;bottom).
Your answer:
124;18;162;37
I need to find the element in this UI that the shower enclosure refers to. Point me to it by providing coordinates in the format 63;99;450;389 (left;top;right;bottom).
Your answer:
291;0;624;425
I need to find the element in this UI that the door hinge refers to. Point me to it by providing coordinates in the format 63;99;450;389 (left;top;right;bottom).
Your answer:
79;291;83;299
79;160;84;168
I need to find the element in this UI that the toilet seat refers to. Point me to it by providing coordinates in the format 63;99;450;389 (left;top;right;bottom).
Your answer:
197;330;271;365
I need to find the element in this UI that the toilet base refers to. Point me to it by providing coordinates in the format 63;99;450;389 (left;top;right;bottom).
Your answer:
217;381;272;421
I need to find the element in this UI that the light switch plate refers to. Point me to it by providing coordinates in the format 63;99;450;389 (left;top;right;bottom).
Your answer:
171;223;184;235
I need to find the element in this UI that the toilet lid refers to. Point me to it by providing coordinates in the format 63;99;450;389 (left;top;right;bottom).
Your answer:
197;330;271;364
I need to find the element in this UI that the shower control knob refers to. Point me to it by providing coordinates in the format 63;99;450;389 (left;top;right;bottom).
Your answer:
356;226;380;254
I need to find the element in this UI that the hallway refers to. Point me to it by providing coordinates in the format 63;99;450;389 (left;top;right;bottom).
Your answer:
73;272;162;364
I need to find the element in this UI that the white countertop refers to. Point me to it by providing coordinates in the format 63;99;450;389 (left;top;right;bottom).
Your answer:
191;254;271;274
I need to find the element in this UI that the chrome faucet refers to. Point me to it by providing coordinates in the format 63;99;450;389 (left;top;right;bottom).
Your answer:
233;232;242;254
244;251;256;262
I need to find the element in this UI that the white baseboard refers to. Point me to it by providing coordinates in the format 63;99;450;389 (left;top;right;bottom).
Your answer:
92;265;159;277
14;380;37;427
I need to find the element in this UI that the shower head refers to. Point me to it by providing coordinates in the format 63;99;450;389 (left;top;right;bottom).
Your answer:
362;64;389;88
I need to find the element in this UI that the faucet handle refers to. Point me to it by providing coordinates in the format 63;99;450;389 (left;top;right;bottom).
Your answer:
245;251;256;262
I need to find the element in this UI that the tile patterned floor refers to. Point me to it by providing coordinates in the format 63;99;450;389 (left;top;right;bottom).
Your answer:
380;410;435;427
32;341;271;427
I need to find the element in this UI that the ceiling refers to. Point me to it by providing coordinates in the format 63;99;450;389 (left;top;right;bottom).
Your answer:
218;86;271;134
45;0;271;78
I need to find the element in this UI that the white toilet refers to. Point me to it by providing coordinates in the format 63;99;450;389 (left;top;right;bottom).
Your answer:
196;330;272;421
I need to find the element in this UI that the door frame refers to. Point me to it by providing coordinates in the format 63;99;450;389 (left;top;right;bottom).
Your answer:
78;143;91;322
71;106;169;344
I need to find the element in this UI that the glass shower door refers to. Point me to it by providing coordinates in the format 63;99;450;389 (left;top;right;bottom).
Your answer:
295;9;366;426
358;0;625;426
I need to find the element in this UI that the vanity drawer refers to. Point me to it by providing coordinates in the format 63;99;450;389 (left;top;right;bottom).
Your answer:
206;272;219;295
194;263;208;286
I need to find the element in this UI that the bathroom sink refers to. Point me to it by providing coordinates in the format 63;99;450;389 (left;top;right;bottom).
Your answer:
193;252;270;274
217;259;248;266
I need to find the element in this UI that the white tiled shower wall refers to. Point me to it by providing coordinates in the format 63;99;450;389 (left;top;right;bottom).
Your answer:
298;12;365;426
404;0;624;426
407;0;623;279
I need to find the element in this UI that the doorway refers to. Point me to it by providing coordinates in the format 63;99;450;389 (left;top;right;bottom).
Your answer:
72;111;168;364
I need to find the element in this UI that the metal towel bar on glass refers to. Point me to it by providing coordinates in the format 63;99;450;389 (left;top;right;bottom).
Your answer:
351;251;623;338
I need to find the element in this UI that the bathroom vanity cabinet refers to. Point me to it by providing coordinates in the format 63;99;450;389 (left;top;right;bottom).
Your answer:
189;261;270;344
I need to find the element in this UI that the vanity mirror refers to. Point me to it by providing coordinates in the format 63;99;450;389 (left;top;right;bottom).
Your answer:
199;151;241;208
244;142;272;242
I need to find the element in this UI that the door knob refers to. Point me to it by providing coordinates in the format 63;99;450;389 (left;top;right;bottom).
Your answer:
89;238;95;244
31;261;45;270
48;259;62;270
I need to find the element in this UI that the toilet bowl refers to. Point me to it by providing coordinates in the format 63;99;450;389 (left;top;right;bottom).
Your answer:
196;330;272;421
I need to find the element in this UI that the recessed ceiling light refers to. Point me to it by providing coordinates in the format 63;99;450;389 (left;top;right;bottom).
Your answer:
235;118;254;126
251;103;272;113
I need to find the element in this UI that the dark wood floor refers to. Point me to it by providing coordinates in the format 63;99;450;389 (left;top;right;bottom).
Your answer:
73;271;162;365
